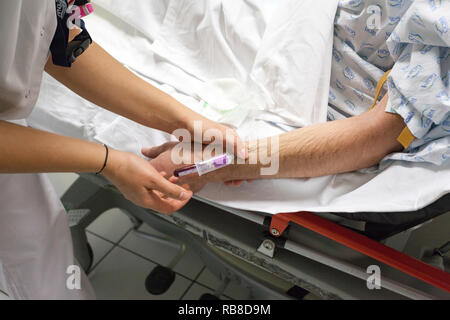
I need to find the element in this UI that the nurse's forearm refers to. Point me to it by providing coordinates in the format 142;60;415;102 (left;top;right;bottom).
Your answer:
0;121;106;173
207;95;406;181
44;37;200;134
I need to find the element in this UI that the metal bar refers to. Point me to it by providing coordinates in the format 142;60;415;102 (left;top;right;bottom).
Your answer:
193;196;267;225
284;240;434;300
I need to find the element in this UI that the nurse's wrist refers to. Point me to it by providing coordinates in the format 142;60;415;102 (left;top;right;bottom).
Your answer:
101;148;123;179
181;113;209;138
165;100;197;133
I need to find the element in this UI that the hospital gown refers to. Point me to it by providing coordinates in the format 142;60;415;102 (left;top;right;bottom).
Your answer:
329;0;450;166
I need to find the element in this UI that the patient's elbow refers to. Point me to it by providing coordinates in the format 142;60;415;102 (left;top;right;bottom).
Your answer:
363;110;406;167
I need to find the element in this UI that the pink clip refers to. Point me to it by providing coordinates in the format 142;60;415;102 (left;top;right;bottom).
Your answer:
79;3;94;18
67;1;94;18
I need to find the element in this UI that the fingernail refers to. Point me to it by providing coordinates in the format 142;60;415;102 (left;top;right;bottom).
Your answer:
179;191;191;201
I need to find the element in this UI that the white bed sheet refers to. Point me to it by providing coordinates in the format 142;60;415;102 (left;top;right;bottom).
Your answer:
28;0;450;214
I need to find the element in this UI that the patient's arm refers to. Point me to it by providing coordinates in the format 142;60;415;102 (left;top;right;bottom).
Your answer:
147;94;406;187
211;94;405;181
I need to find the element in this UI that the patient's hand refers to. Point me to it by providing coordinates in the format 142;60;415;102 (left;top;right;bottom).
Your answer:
144;141;253;190
142;142;208;193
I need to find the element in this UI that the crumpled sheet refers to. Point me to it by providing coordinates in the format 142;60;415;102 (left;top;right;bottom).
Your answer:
148;0;336;127
29;0;450;214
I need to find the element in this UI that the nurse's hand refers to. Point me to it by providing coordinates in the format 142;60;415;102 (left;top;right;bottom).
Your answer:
184;118;248;160
144;141;253;189
142;142;209;193
102;149;193;214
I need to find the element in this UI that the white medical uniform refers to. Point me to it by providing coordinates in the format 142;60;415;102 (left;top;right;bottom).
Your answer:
0;0;94;299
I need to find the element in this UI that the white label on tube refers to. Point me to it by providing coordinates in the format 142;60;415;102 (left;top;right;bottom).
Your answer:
196;154;234;176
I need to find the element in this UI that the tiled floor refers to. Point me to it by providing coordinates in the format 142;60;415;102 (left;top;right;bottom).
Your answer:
50;173;243;300
83;210;244;300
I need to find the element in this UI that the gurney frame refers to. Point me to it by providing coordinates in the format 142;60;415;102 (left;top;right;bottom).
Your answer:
63;173;450;300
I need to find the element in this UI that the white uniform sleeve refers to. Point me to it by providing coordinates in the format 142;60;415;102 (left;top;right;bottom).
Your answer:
0;0;56;120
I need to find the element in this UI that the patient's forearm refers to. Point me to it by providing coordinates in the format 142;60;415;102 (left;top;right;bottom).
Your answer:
44;32;201;134
0;120;105;173
209;95;405;181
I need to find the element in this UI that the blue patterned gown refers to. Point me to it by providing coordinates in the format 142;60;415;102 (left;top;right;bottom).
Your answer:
329;0;449;166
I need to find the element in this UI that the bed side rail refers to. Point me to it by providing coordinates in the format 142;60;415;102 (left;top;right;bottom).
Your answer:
269;211;450;293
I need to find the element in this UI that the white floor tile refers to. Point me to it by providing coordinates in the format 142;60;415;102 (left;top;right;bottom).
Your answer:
182;283;214;300
303;293;322;300
87;209;134;243
46;173;78;198
89;246;192;300
182;283;229;300
196;268;221;291
87;232;115;267
119;223;204;280
0;291;10;300
172;247;204;280
196;269;250;300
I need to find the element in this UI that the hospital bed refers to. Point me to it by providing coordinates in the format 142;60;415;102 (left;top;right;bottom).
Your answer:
29;0;450;299
61;172;450;300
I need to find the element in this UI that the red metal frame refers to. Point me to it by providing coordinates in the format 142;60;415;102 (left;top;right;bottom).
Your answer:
270;211;450;293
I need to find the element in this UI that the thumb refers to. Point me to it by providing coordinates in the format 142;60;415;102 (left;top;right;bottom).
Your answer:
142;142;176;159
